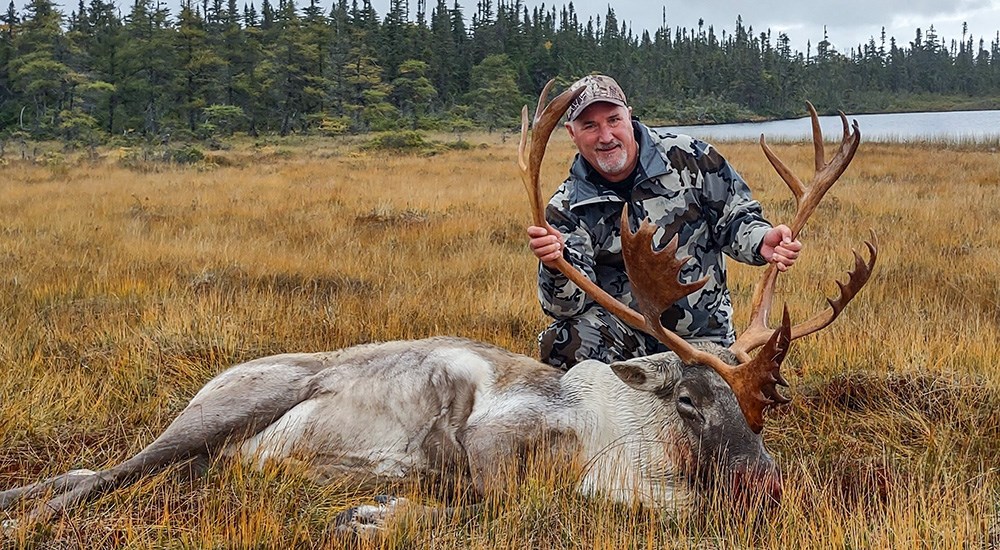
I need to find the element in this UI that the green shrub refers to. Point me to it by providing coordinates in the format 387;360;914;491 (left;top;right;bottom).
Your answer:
445;139;474;151
168;145;205;164
118;144;206;170
316;116;351;136
362;131;428;152
201;104;246;136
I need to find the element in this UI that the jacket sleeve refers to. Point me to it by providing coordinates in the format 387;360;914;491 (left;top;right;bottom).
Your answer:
697;142;772;266
537;200;597;319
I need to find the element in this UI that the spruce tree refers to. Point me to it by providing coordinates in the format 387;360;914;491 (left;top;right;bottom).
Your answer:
0;1;19;128
120;0;174;136
174;0;224;133
390;58;435;129
9;0;74;137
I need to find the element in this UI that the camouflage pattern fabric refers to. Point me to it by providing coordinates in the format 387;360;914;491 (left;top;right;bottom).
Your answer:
538;121;772;370
539;305;670;370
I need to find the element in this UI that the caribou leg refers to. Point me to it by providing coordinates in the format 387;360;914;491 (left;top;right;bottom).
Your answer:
329;425;518;535
332;415;573;536
0;469;98;510
2;356;327;524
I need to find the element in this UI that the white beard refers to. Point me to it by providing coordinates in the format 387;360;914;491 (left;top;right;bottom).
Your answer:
595;146;629;175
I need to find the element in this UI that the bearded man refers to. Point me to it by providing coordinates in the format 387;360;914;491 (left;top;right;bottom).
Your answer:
526;74;801;370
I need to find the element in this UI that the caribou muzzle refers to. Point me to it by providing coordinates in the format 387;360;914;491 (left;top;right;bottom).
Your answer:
729;457;783;506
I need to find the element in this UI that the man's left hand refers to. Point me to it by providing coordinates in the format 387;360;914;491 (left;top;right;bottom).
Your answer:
760;225;802;272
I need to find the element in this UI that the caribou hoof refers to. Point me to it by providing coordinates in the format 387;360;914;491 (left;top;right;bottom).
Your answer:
1;518;17;537
334;495;409;535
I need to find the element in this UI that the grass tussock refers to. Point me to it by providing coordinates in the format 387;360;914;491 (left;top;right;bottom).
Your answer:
1;131;999;547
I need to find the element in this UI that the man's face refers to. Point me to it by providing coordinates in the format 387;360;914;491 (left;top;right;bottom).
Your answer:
565;102;638;183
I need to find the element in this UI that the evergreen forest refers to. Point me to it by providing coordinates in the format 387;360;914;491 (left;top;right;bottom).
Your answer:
2;0;1000;143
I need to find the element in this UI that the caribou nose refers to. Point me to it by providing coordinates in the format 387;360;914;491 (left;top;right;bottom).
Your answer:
730;462;783;505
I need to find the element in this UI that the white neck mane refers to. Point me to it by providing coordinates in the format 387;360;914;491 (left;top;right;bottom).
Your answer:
554;360;693;510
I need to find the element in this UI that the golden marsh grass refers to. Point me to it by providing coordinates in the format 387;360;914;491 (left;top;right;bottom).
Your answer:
1;132;999;548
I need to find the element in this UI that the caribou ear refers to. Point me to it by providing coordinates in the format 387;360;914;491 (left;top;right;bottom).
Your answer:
610;356;681;393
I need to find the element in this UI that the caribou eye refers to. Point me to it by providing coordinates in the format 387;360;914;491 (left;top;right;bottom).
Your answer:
677;395;702;421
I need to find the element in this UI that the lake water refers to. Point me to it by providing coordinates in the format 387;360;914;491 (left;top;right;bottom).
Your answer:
662;109;1000;143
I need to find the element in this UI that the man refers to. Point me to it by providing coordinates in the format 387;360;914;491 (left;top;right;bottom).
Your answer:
527;74;801;370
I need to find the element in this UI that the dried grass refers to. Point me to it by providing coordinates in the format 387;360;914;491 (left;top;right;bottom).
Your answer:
1;132;998;547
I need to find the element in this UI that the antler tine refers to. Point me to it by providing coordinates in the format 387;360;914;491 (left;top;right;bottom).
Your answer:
732;230;876;359
732;102;867;358
621;206;796;434
619;206;717;365
759;137;805;201
809;102;825;173
733;307;793;433
518;80;567;228
789;105;861;236
518;105;543;227
788;230;878;341
533;79;558;126
759;102;861;237
517;80;646;330
517;105;530;180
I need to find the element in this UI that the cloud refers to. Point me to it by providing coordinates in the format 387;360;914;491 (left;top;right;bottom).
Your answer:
551;0;1000;53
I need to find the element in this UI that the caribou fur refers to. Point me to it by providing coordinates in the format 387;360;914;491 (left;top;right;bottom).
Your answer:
1;336;778;531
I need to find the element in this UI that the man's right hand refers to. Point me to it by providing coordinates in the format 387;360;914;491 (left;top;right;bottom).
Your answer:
527;225;565;267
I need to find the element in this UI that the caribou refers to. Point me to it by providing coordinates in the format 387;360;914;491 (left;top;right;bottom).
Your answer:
0;82;876;534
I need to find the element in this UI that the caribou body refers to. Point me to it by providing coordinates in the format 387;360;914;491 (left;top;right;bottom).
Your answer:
2;82;875;533
1;336;777;528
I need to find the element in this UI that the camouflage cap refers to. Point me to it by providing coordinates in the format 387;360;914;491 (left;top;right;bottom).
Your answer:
565;74;629;121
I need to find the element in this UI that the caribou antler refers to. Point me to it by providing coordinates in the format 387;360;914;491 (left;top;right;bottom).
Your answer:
729;102;876;361
519;86;875;433
620;211;791;433
518;79;646;330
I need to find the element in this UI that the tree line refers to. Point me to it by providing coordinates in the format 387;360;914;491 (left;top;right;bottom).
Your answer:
2;0;999;143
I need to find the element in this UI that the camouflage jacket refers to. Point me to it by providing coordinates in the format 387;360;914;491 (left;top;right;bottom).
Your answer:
538;121;772;345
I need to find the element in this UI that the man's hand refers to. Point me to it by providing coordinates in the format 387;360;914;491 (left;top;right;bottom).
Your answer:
760;224;802;272
527;225;565;267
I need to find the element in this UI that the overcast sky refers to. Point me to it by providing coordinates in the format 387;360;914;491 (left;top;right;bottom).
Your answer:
371;0;1000;55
